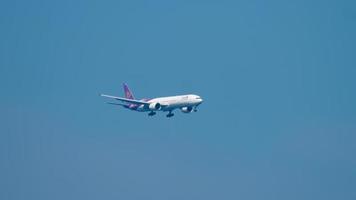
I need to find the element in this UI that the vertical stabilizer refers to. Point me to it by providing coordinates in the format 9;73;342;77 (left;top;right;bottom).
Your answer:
123;83;135;99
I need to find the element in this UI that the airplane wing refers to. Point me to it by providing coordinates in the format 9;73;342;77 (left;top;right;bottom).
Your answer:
100;94;150;105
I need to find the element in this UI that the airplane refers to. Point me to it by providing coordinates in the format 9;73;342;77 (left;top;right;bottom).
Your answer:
101;83;203;117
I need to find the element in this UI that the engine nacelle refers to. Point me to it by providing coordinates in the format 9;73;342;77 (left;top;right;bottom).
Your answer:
181;106;193;113
149;102;161;111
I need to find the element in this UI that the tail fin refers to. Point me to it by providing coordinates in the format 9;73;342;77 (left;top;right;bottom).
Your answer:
123;83;135;99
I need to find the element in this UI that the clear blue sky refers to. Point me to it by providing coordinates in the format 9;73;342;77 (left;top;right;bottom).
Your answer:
1;0;356;199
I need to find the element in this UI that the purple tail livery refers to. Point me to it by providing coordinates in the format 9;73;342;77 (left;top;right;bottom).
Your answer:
123;83;135;100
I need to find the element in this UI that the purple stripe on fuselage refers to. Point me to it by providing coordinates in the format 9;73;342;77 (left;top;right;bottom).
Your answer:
129;104;138;109
127;98;151;110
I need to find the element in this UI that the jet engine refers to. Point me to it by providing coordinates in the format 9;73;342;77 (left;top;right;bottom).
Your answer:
181;106;193;113
149;102;161;111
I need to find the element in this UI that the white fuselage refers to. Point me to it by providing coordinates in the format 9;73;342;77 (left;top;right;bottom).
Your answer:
101;83;203;117
137;94;203;112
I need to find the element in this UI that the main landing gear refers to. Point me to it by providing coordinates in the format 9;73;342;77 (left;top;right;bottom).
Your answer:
148;111;174;118
148;111;156;116
166;111;174;118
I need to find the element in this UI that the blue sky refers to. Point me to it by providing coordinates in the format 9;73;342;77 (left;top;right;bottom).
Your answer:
1;0;356;199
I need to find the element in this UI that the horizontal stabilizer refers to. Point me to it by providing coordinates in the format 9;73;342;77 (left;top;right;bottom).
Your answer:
106;102;127;106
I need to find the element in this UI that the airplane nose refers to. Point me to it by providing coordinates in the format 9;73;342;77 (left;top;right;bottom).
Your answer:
195;96;203;104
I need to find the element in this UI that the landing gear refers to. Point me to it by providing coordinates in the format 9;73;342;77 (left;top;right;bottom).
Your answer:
166;111;174;118
148;111;156;116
